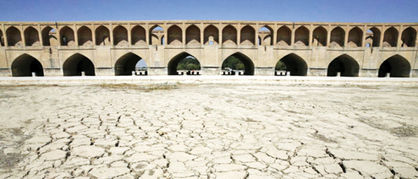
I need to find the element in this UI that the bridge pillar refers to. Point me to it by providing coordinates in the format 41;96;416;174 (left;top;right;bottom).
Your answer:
254;67;274;76
308;68;327;76
148;67;167;75
201;66;221;75
411;69;418;77
360;69;378;77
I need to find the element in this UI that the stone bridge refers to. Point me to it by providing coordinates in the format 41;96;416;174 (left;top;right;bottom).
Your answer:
0;20;417;77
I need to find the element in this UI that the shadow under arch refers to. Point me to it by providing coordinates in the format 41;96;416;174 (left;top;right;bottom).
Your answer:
222;52;254;75
11;54;44;77
63;53;95;76
167;52;201;75
115;53;147;75
327;54;359;77
378;55;411;77
275;53;308;76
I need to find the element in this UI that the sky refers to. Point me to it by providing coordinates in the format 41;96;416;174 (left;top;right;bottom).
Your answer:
0;0;417;23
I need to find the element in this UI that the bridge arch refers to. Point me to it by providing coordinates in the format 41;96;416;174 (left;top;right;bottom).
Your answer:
378;55;411;77
348;27;362;47
168;25;182;45
383;27;398;47
327;54;359;77
401;27;416;47
113;25;128;46
204;25;218;45
330;27;345;47
63;53;95;76
258;25;273;46
222;52;254;75
6;26;22;46
131;25;146;45
277;26;291;46
275;53;308;76
11;54;44;77
24;26;40;46
186;25;200;46
295;26;309;46
222;25;237;46
77;26;92;46
313;26;327;47
41;26;57;46
168;52;201;75
60;26;75;46
115;52;146;75
149;25;164;45
240;25;255;45
95;25;110;46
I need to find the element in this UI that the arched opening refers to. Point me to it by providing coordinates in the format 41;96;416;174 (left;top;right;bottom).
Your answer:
41;27;57;46
186;25;200;46
11;54;44;77
366;27;380;47
167;52;201;75
383;27;398;47
0;30;4;46
60;26;75;46
6;26;22;46
131;25;146;45
327;55;359;77
222;25;237;46
204;25;219;45
115;53;147;76
401;27;416;47
240;25;255;46
294;26;309;46
378;55;411;77
330;27;345;47
275;54;308;76
95;26;110;46
113;26;128;46
277;26;291;46
167;25;182;45
222;52;254;75
259;26;273;46
149;25;164;45
63;53;95;76
312;26;327;47
77;26;92;46
348;27;363;47
24;27;40;46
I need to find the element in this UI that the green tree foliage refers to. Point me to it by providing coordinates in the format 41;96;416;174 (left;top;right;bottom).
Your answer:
222;56;245;70
177;56;201;70
275;61;286;70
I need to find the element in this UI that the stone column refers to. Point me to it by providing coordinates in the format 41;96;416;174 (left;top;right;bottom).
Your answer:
37;25;42;46
326;25;331;47
291;26;295;46
200;23;204;46
92;24;96;47
397;25;403;48
163;23;168;46
74;24;79;46
2;24;8;47
56;26;61;47
182;23;186;46
127;24;132;46
362;25;367;47
379;26;385;48
255;24;259;46
145;24;150;45
308;24;313;47
109;24;114;46
237;24;241;46
344;26;348;47
20;25;25;46
218;24;222;46
272;24;277;46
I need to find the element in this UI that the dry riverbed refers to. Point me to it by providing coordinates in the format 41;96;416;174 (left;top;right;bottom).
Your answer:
0;79;417;178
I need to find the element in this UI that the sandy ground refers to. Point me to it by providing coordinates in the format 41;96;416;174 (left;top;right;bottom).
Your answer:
0;77;417;178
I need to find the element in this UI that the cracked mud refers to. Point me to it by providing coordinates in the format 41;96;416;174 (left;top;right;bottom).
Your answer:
0;82;417;178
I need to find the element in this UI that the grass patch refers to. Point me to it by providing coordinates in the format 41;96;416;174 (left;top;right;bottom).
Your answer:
95;83;178;92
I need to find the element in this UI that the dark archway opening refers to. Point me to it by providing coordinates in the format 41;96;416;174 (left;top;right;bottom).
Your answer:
115;53;147;76
63;54;95;76
275;54;308;76
378;55;411;77
222;53;254;75
168;53;201;75
327;55;359;77
11;54;44;77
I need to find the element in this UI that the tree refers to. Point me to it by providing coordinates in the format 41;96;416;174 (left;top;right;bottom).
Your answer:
177;56;200;70
222;56;245;70
275;61;286;70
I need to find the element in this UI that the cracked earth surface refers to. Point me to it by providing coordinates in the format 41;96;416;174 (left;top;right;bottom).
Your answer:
0;82;417;178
